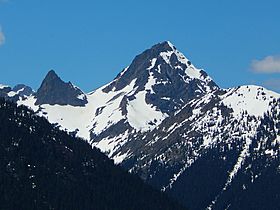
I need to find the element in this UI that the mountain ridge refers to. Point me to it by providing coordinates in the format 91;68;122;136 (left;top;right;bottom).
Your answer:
0;97;186;210
1;41;280;209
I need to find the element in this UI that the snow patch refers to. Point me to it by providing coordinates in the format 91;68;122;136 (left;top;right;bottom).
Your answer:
114;151;131;165
0;84;8;89
7;91;17;97
127;91;167;131
145;73;156;94
18;96;39;112
90;78;137;134
77;93;86;100
225;137;252;189
147;58;157;70
160;51;173;65
186;67;202;79
93;131;130;160
39;104;91;139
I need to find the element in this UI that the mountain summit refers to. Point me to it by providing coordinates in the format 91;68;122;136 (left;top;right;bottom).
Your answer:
35;70;88;106
4;41;280;209
103;41;218;113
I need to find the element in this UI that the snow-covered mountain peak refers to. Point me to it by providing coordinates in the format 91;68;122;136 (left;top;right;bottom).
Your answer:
221;85;280;117
151;40;175;52
104;41;216;89
0;84;9;89
0;83;34;103
2;42;280;210
102;41;218;114
151;42;212;81
166;40;175;48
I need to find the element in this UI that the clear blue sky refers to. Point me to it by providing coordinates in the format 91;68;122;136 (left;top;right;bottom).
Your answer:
1;0;280;92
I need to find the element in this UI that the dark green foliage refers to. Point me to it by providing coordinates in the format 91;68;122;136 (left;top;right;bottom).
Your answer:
0;98;185;210
166;140;242;210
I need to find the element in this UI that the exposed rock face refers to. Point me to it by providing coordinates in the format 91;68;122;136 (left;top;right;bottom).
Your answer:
0;84;34;102
35;70;88;106
118;87;280;210
103;41;218;114
4;41;280;210
13;84;33;97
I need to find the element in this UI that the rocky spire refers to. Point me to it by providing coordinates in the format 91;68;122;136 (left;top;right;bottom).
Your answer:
35;70;88;106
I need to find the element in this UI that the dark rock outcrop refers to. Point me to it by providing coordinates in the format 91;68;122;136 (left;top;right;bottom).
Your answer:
13;84;34;97
35;70;88;106
0;84;34;102
103;41;218;114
